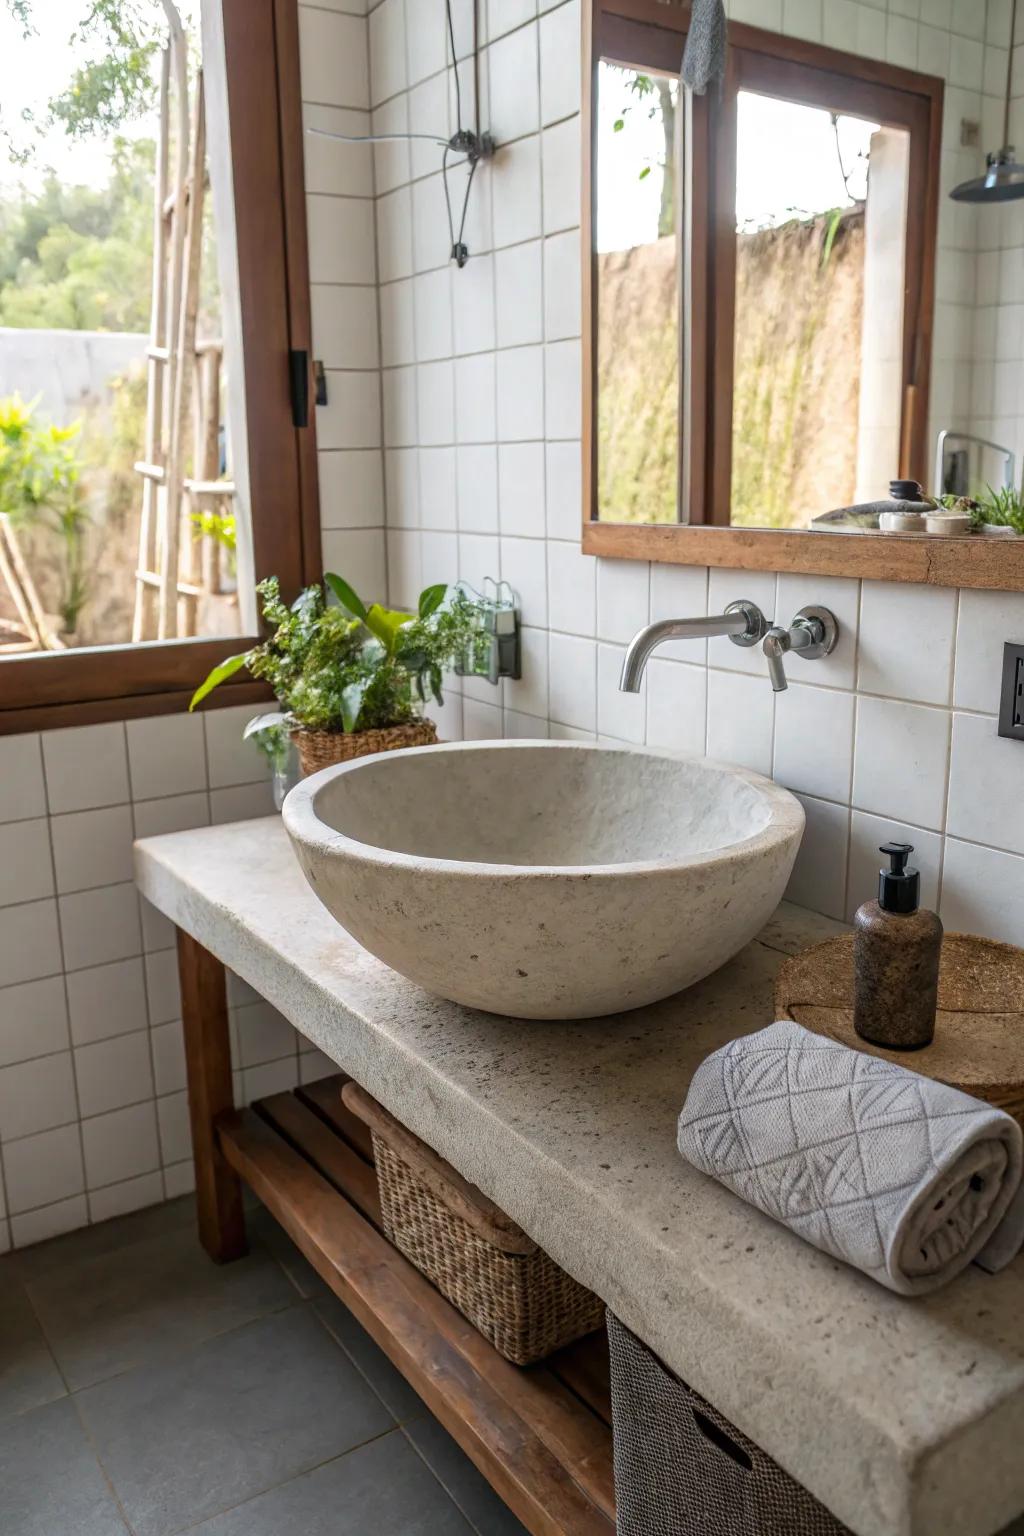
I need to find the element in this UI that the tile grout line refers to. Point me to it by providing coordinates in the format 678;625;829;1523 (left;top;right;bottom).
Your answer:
36;724;90;1246
935;585;963;917
399;1421;496;1536
13;1266;129;1532
42;1278;307;1409
839;579;863;922
169;1432;405;1536
68;1391;140;1536
532;2;549;744
366;0;394;613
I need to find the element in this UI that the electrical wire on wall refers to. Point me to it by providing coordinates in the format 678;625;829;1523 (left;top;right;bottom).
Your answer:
306;0;494;267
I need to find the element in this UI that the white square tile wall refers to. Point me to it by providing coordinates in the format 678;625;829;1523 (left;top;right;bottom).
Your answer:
0;712;284;1251
357;0;1024;943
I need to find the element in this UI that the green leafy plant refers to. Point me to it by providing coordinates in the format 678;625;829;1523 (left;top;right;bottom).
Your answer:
975;483;1024;535
820;207;842;268
609;67;677;238
3;1;190;165
938;486;1024;534
190;508;235;551
244;712;292;775
190;573;476;735
0;391;90;631
190;506;236;578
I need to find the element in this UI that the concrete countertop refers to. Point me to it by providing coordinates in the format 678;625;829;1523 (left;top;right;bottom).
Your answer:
134;816;1024;1536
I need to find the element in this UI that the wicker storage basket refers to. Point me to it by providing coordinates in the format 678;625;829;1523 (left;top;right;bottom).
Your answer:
292;718;437;777
342;1083;605;1366
607;1311;851;1536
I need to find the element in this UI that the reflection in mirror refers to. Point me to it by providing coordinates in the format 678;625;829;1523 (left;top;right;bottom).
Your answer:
731;94;908;530
584;4;1024;583
595;61;680;526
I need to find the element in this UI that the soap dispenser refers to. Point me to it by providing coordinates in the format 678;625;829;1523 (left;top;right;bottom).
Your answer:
853;843;942;1050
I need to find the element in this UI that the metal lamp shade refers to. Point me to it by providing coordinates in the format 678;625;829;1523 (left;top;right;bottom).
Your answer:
950;146;1024;203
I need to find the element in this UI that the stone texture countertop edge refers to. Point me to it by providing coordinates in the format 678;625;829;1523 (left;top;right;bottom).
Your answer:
133;817;1024;1536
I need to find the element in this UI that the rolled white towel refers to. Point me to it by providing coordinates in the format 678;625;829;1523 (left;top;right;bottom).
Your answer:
677;1019;1024;1296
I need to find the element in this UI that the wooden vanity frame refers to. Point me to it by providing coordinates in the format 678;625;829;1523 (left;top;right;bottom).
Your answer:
583;1;1024;591
177;928;617;1536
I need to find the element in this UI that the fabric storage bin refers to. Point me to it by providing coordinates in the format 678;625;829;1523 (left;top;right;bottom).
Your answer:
607;1310;851;1536
342;1082;605;1366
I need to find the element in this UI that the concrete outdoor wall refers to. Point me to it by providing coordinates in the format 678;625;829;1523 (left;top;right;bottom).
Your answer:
0;328;147;424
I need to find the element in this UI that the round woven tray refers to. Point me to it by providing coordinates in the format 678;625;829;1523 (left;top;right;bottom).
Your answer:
292;718;437;777
773;932;1024;1128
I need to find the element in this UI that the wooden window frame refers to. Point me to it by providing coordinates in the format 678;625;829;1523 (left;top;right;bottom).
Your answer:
583;1;1024;590
0;0;321;736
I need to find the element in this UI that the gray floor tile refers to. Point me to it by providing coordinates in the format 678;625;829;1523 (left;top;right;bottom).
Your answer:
27;1223;298;1390
314;1295;426;1423
10;1195;196;1282
0;1397;127;1535
77;1304;395;1536
248;1203;330;1300
0;1273;66;1423
191;1428;475;1535
404;1416;530;1536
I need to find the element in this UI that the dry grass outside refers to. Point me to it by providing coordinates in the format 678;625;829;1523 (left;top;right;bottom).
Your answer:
596;235;679;525
595;207;865;529
731;207;864;529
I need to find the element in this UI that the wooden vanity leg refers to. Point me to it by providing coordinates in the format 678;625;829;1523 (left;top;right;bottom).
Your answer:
177;928;247;1262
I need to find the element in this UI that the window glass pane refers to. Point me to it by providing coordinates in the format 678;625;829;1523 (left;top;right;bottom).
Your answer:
0;0;250;651
730;90;908;530
595;61;680;525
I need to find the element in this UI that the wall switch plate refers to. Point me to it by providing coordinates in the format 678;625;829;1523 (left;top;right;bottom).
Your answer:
998;642;1024;742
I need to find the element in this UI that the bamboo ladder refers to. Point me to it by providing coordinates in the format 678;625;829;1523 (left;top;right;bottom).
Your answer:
132;27;235;643
0;518;64;653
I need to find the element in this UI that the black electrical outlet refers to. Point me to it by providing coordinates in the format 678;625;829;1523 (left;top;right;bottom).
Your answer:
998;642;1024;742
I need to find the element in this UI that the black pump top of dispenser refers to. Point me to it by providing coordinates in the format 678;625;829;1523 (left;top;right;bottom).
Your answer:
878;842;920;914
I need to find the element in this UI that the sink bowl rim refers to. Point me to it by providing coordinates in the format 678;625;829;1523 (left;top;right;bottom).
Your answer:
283;739;804;880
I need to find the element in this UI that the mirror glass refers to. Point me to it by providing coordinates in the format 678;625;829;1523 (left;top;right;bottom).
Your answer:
595;61;680;526
731;94;907;531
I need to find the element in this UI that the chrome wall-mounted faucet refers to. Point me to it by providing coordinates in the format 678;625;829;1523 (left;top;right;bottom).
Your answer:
619;600;769;692
762;606;838;692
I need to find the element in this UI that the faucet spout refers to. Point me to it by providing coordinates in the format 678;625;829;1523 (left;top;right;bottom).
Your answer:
619;600;768;692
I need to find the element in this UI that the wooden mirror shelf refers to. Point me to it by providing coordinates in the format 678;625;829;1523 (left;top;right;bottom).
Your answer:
583;520;1024;593
582;2;1024;590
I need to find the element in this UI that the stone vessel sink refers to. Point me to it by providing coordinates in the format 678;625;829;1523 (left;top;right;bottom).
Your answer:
283;740;804;1020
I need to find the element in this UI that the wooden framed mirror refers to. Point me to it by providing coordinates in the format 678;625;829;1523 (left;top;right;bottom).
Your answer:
582;0;1024;590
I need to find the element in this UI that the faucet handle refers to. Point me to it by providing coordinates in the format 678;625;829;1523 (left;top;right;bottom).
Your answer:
763;605;839;692
763;627;791;692
791;605;839;661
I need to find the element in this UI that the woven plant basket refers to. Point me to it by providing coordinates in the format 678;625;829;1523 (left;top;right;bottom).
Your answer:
292;718;437;777
342;1083;605;1366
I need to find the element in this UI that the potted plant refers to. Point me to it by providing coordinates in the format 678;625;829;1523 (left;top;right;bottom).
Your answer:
938;486;1024;536
190;571;475;777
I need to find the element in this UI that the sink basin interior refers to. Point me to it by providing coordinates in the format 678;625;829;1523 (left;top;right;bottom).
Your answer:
310;743;774;868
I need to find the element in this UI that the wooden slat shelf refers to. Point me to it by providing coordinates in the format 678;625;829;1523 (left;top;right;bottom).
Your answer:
219;1074;615;1536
